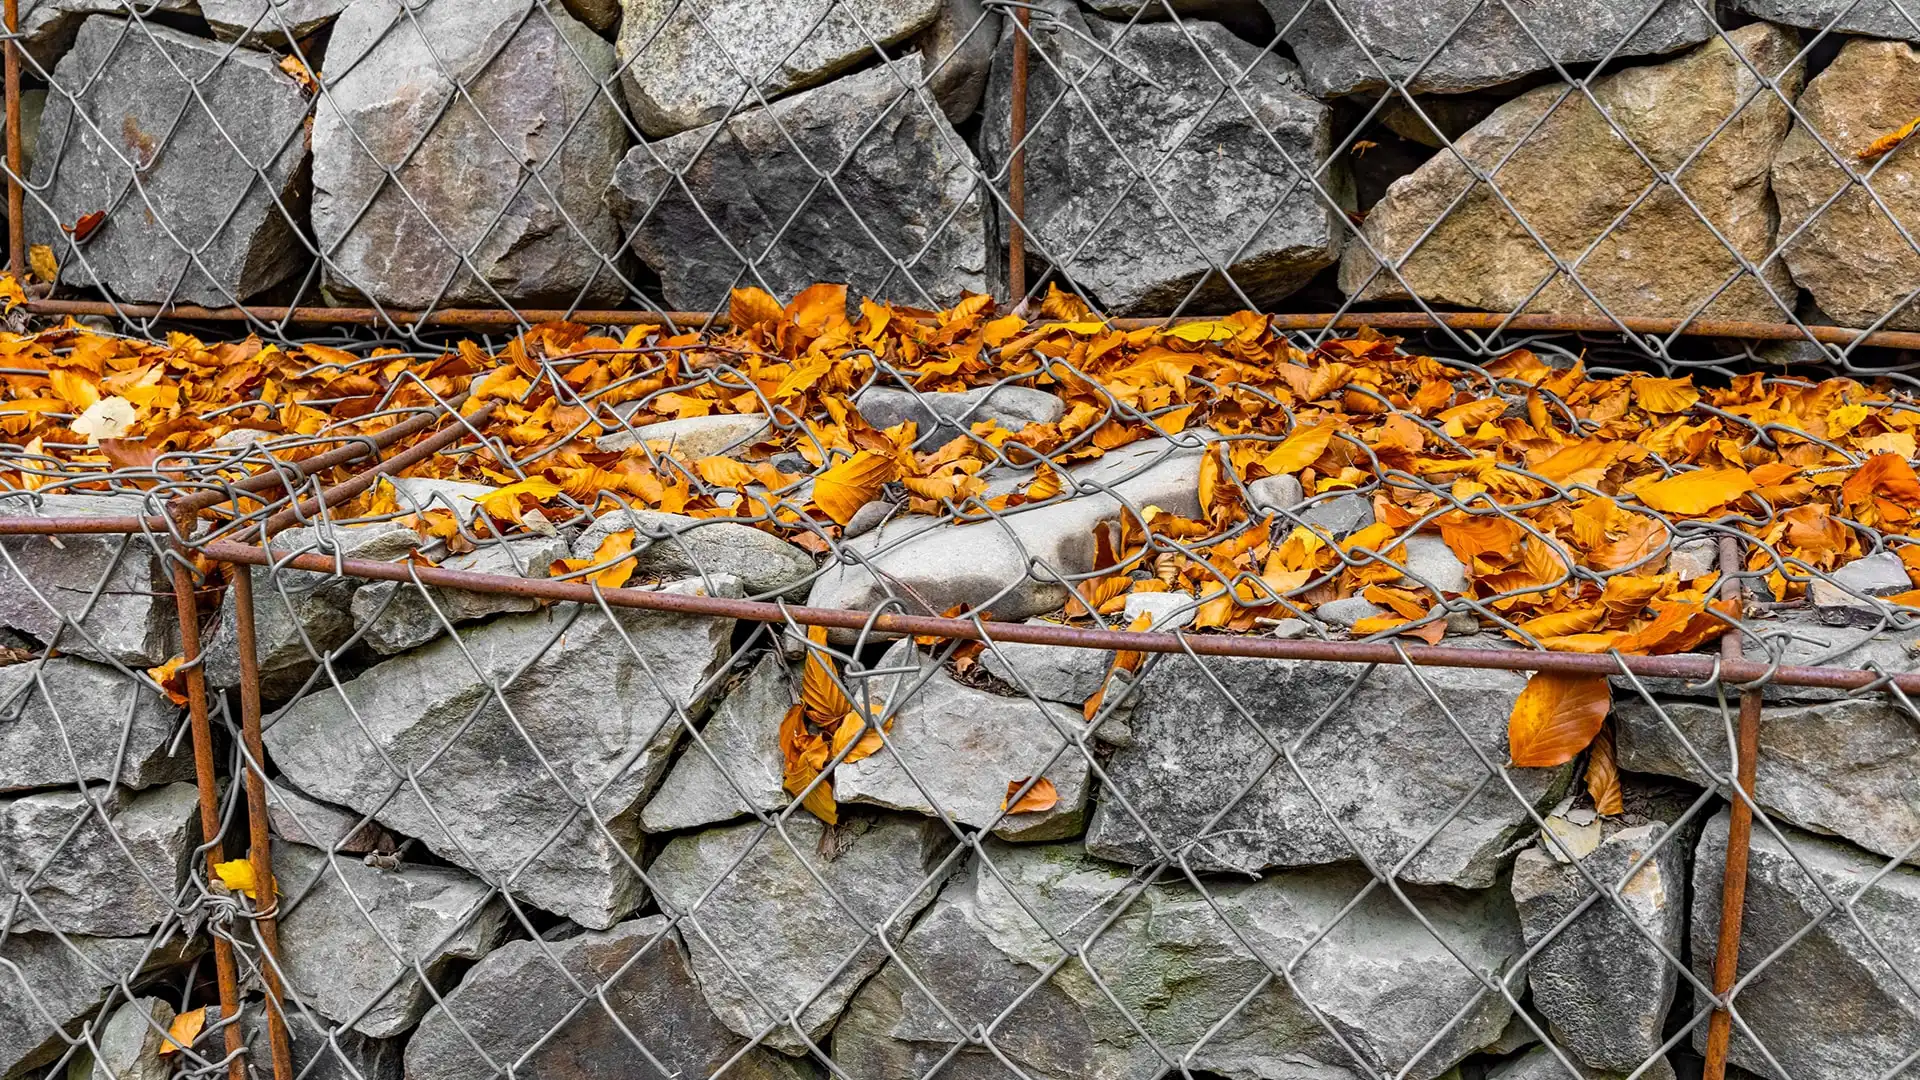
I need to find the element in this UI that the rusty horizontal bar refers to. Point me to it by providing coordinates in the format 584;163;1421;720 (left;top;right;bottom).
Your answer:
26;298;716;328
196;538;1920;694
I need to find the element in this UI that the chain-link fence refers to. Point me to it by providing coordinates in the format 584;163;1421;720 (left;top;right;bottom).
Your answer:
5;2;1920;1080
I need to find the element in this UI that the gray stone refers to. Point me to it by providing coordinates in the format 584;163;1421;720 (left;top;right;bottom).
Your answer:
273;841;504;1039
0;932;194;1080
835;840;1523;1080
1;782;197;937
1614;694;1920;867
27;17;309;306
240;1004;402;1080
89;998;172;1080
1291;491;1374;538
560;0;620;32
1511;822;1687;1074
1399;534;1471;595
641;652;794;833
1810;551;1913;625
1086;653;1576;886
314;0;627;308
1317;594;1388;630
1121;590;1195;631
407;916;812;1080
840;499;893;539
0;493;174;666
1667;537;1718;581
648;814;955;1054
594;411;770;456
0;657;188;793
609;58;989;311
1490;1045;1675;1080
1691;810;1920;1080
854;385;1065;444
1380;94;1505;149
807;436;1204;628
1268;616;1312;639
15;0;198;69
264;783;394;856
981;11;1341;314
349;535;568;654
384;477;496;522
1623;622;1920;705
263;581;738;929
1246;473;1304;513
836;643;1089;841
202;521;422;697
1083;0;1272;35
1262;0;1715;98
1733;0;1920;42
977;636;1110;703
200;0;348;45
1343;24;1802;323
572;507;814;598
918;0;999;123
617;0;940;137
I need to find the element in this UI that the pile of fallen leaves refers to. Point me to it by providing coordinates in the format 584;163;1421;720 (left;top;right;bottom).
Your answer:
6;278;1920;820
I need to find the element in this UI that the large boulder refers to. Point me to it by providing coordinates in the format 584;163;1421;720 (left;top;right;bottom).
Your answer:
615;0;941;137
571;508;815;598
0;932;196;1080
1083;653;1577;888
347;534;569;654
0;493;174;666
263;583;737;929
834;841;1523;1079
1;782;198;937
641;652;794;833
313;0;628;309
1691;810;1920;1080
980;9;1341;314
0;657;188;793
406;917;814;1080
1260;0;1714;98
608;58;990;312
1342;23;1803;323
200;0;348;46
1771;38;1920;331
647;813;955;1054
1732;0;1920;40
14;0;198;70
27;17;310;305
273;841;505;1038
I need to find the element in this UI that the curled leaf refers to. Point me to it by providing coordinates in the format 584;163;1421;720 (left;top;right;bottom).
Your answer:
1586;724;1624;816
549;528;637;590
1508;672;1611;768
813;450;897;525
158;1007;207;1056
1002;776;1059;814
212;857;259;899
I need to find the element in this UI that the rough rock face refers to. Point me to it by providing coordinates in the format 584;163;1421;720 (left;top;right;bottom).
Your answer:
615;0;941;137
647;813;955;1054
572;508;815;598
642;653;794;833
1732;0;1920;40
1084;653;1576;887
200;0;349;45
1260;0;1715;98
0;493;174;666
407;917;814;1080
274;841;505;1038
348;535;568;655
834;841;1523;1080
1343;23;1802;323
1771;38;1920;331
313;0;628;309
853;384;1065;446
15;0;198;69
593;411;770;456
89;997;173;1080
265;783;394;855
980;9;1341;314
242;1006;402;1080
918;0;1000;123
264;583;737;929
1;782;198;937
0;932;195;1080
27;17;310;306
1692;811;1920;1080
0;657;188;792
609;58;989;312
1490;1044;1674;1080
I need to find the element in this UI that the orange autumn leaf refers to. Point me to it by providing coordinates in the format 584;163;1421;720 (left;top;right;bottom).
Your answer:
158;1008;207;1056
813;450;897;525
800;624;853;723
1634;467;1755;516
1842;453;1920;510
549;528;637;590
1861;114;1920;161
1261;423;1336;475
1586;724;1624;816
694;456;754;488
1003;776;1059;814
147;655;189;706
1508;672;1611;768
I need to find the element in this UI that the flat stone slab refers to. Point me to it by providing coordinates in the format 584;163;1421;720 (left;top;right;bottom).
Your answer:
1732;0;1920;41
0;931;196;1079
265;783;394;855
642;652;794;833
594;411;770;456
349;535;567;654
853;385;1065;445
572;508;815;598
0;493;175;666
0;656;188;793
2;782;198;937
200;0;349;45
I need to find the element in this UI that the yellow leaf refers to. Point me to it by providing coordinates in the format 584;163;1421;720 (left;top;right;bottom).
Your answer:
831;708;887;764
473;477;562;522
213;858;259;899
694;456;753;488
70;395;135;445
729;287;786;329
0;273;22;312
1002;776;1059;814
146;656;188;706
549;528;637;590
158;1007;206;1056
813;450;897;526
1631;376;1699;414
1164;320;1235;343
1261;423;1335;475
1586;724;1624;816
1507;672;1611;768
1861;113;1920;160
28;244;57;284
1634;467;1755;516
801;625;853;723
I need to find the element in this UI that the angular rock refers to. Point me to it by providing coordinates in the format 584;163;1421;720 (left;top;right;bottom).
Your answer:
241;1004;402;1080
1246;472;1304;513
854;384;1064;445
274;841;505;1038
1622;621;1920;706
1810;550;1913;626
807;436;1204;627
609;58;989;311
0;932;195;1080
1290;491;1374;538
560;0;620;31
1381;94;1505;149
1084;0;1273;37
835;841;1522;1080
616;0;940;137
837;643;1089;841
1;782;198;937
1772;38;1920;332
648;813;955;1054
1692;810;1920;1080
0;657;188;793
89;997;172;1080
0;493;174;666
1733;0;1920;42
1121;589;1195;631
642;652;794;833
981;11;1341;314
1343;24;1802;323
265;783;394;855
977;636;1110;703
572;508;814;598
1261;0;1714;98
594;411;770;456
407;916;812;1080
349;535;568;654
1399;534;1471;595
918;0;999;123
1491;1044;1675;1080
27;17;310;305
200;0;348;45
314;0;627;308
264;582;738;929
1667;536;1718;581
1318;594;1388;630
1085;653;1576;886
385;477;497;521
15;0;198;69
202;521;422;697
1614;694;1920;867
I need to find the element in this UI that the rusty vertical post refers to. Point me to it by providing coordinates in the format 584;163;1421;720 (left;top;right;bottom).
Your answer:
228;565;293;1080
4;0;23;280
1702;535;1762;1080
164;509;248;1080
1006;4;1030;305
